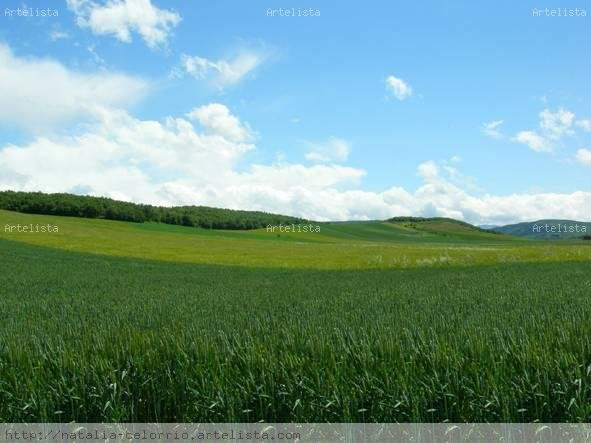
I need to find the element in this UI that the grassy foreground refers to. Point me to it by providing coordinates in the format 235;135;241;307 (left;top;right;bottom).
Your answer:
2;235;591;422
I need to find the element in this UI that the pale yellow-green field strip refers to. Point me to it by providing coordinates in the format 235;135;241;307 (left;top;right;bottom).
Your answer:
2;209;591;269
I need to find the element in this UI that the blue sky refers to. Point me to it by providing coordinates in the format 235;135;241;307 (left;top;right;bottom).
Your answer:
0;0;590;223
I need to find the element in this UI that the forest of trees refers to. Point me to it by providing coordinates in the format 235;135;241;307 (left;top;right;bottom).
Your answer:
0;191;306;230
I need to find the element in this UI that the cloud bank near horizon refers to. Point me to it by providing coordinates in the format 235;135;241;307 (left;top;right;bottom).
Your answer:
1;43;590;225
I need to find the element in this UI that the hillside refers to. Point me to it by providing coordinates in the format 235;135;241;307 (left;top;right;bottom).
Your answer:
316;218;515;243
3;191;590;242
383;216;512;240
0;191;514;241
494;220;591;239
387;216;483;230
2;209;586;270
0;191;305;230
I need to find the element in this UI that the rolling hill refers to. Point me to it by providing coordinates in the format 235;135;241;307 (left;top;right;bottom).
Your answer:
2;209;589;270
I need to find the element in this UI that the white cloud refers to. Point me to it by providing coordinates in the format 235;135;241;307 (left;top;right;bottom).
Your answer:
385;75;412;101
238;164;364;191
417;160;439;182
50;30;70;41
0;105;255;204
67;0;180;49
512;108;581;153
482;120;504;139
576;119;591;132
0;106;366;218
2;111;591;224
179;51;263;88
87;44;106;65
0;52;589;225
405;160;591;224
0;44;148;131
576;149;591;167
539;108;575;139
513;131;552;153
442;157;481;192
187;104;254;143
304;137;350;163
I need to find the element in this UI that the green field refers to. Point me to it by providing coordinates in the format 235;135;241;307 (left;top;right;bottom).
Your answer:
2;210;591;422
2;209;591;270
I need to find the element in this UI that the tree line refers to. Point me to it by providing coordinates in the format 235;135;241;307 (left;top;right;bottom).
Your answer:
0;191;306;230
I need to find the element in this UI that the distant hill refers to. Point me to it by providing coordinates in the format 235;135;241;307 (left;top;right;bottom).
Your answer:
323;219;381;224
387;216;490;232
479;224;499;230
372;216;520;243
0;191;305;230
5;191;588;240
493;220;591;239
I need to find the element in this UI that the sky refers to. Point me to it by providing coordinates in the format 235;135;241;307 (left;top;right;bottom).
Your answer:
0;0;590;225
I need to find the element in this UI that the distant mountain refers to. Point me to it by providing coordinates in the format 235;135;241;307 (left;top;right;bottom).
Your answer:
493;220;591;239
479;224;499;230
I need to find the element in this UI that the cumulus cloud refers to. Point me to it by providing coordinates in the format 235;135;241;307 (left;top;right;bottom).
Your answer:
539;108;575;139
0;43;148;131
67;0;180;48
0;105;367;219
0;105;255;203
513;131;552;153
417;160;439;182
576;149;591;167
179;51;263;88
187;103;254;143
513;108;578;153
304;137;350;163
576;119;591;132
407;160;591;224
482;120;504;139
385;75;412;101
2;110;591;224
1;47;589;225
441;158;480;192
